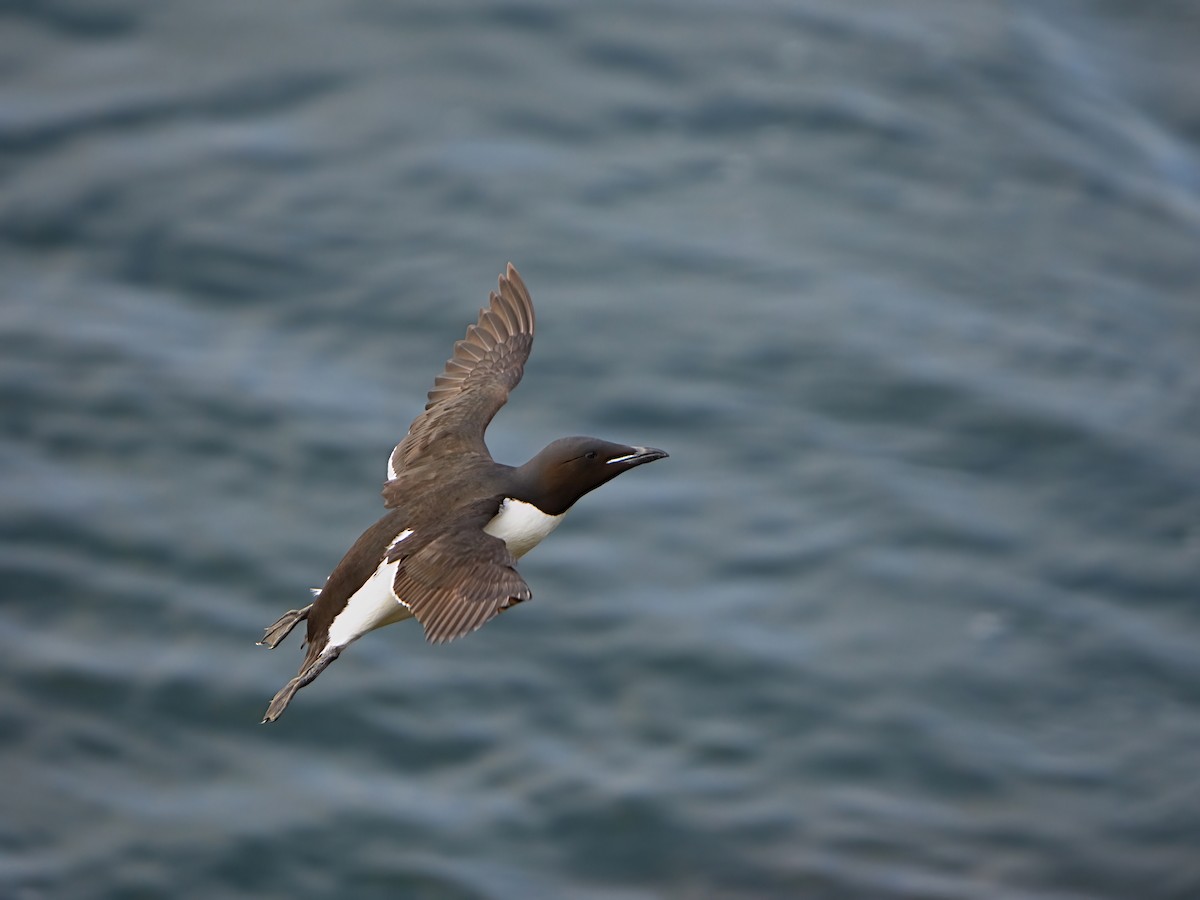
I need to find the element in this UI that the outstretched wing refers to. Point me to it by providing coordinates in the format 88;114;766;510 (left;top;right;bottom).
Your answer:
385;264;534;484
388;500;532;644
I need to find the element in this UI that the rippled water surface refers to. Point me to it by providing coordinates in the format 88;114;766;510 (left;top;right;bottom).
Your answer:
3;2;1199;898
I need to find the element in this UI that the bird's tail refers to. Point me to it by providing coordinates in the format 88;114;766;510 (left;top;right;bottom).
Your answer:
261;646;340;723
258;603;313;649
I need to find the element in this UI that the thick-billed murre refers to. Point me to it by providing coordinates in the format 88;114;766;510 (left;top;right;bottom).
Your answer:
259;264;667;722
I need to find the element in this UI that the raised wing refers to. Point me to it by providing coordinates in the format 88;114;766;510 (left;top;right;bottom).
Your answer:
385;264;534;485
388;500;532;644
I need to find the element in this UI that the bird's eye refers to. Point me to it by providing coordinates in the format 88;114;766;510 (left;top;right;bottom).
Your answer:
585;450;597;460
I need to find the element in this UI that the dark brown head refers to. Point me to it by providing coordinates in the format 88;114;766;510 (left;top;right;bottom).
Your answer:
513;436;668;516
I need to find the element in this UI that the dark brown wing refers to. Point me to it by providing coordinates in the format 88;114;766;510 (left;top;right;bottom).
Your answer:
385;264;534;485
388;500;532;644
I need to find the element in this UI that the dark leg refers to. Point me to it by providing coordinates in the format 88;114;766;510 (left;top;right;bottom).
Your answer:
258;604;313;649
261;646;341;723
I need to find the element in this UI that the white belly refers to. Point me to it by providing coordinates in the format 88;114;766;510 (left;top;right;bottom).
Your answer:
325;532;415;649
483;497;564;559
322;505;557;650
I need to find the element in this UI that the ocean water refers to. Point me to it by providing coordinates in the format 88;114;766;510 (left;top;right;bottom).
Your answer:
3;2;1199;898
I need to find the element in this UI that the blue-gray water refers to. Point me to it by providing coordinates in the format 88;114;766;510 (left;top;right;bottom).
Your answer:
3;2;1199;898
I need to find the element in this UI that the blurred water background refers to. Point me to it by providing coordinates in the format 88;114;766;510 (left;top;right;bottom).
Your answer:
3;2;1199;898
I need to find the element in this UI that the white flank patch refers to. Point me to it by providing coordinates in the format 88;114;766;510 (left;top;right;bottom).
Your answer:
386;439;406;481
325;556;413;649
483;497;564;559
389;528;414;550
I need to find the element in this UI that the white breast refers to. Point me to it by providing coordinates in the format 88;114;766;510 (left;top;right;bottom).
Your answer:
483;497;564;559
